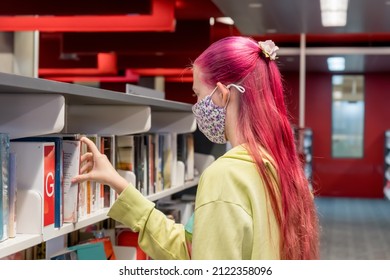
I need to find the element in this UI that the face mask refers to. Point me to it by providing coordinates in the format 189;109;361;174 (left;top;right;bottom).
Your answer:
192;84;245;144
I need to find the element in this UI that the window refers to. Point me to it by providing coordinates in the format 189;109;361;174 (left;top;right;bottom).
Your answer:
332;75;365;158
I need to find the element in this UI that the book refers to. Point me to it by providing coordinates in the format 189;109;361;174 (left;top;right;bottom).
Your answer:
10;141;55;235
185;134;195;181
62;139;81;223
116;135;134;171
68;241;107;260
0;133;10;242
116;228;148;260
50;248;78;260
13;137;64;228
101;135;116;207
8;152;16;238
162;133;173;189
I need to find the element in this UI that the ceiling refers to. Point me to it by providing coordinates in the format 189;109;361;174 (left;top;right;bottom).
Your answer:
214;0;390;35
1;0;390;87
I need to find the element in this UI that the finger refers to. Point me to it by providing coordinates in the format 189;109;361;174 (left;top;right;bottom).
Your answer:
71;173;91;184
80;161;93;174
80;152;93;162
80;137;100;155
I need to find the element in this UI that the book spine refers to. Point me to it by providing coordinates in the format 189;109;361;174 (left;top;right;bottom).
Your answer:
8;152;16;238
0;133;10;242
54;139;63;228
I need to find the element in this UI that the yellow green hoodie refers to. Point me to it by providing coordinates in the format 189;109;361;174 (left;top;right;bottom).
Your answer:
108;145;281;260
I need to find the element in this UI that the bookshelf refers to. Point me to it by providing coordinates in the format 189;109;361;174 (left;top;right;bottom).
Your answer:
0;72;201;259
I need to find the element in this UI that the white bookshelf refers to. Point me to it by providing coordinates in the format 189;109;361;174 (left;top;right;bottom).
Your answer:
0;72;204;259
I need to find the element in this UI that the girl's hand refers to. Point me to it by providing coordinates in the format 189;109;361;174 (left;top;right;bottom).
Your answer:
71;136;129;194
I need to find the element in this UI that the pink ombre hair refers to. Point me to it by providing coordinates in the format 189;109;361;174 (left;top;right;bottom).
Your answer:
194;36;319;260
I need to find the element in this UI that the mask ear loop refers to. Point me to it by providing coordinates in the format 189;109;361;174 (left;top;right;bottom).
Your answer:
224;84;246;109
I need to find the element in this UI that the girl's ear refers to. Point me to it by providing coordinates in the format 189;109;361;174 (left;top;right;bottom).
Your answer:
215;82;230;106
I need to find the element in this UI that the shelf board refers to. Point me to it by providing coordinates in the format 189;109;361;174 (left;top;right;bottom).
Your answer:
147;177;199;202
43;209;110;241
0;72;193;112
0;234;42;259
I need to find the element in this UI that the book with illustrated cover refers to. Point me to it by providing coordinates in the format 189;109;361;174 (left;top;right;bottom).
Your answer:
0;133;10;242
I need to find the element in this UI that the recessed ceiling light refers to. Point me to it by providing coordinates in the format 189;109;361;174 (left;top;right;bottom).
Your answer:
320;0;349;27
321;11;347;26
248;3;262;8
327;57;345;71
320;0;348;11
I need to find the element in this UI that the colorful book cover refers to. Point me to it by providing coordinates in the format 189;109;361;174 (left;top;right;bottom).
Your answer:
43;145;55;227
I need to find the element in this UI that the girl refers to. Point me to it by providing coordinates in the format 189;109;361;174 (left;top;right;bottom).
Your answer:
72;36;319;260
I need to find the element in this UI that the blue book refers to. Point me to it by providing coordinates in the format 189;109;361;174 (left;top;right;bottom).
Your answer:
12;137;63;228
0;133;10;242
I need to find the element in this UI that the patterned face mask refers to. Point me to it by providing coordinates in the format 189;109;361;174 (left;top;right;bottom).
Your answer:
192;84;245;144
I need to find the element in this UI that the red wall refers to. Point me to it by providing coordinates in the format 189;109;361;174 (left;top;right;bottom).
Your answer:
284;72;387;198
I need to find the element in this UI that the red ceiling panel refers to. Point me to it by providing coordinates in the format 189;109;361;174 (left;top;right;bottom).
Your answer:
0;0;175;32
61;20;211;54
0;0;151;15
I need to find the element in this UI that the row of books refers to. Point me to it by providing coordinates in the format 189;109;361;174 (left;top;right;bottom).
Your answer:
0;131;195;244
2;134;117;240
116;133;195;196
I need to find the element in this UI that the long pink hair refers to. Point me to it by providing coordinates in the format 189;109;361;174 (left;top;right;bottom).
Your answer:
194;36;319;259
